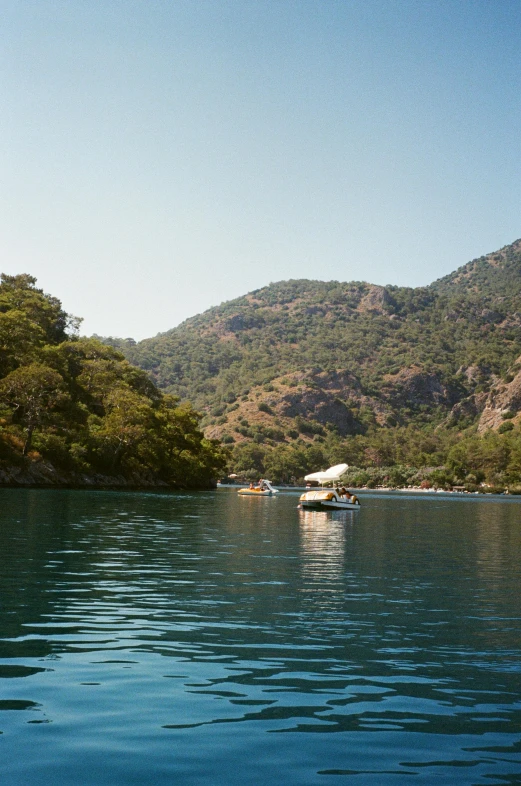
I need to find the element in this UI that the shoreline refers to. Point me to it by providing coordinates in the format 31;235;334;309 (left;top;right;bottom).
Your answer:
0;461;215;491
219;483;520;497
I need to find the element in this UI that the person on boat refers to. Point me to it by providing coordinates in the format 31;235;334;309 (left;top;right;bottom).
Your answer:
347;490;359;504
249;482;254;490
340;487;347;497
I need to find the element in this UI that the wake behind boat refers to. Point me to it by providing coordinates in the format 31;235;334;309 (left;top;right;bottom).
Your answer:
238;479;278;496
299;464;360;511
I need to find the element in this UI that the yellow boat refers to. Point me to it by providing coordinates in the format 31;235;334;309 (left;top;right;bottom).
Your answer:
238;479;278;496
299;488;360;510
299;464;360;510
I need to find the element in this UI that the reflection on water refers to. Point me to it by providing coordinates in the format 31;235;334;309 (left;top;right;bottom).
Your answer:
0;488;520;786
298;509;347;586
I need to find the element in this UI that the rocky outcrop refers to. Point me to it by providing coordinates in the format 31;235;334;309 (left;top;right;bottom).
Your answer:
446;392;488;426
381;367;457;410
276;388;363;436
358;285;394;314
477;360;521;432
273;369;393;433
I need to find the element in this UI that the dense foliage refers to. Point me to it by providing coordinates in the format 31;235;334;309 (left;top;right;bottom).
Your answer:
101;240;521;490
0;275;227;487
227;425;521;492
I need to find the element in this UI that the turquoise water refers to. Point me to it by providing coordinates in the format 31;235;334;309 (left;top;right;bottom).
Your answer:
0;487;520;785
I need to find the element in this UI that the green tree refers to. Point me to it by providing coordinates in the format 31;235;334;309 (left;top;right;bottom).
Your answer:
0;363;68;455
90;387;156;472
0;310;46;375
0;273;74;344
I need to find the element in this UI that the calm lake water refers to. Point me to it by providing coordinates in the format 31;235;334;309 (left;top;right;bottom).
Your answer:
0;487;520;785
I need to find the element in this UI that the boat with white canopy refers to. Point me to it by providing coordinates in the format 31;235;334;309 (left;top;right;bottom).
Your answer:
238;479;279;496
299;464;360;510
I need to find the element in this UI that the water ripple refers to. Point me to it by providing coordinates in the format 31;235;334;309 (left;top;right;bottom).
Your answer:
0;488;520;785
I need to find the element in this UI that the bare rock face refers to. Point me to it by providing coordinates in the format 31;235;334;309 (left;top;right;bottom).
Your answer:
276;382;362;436
308;369;362;394
461;366;481;384
273;369;393;434
446;393;488;426
477;361;521;432
278;392;359;435
358;286;393;314
381;367;456;409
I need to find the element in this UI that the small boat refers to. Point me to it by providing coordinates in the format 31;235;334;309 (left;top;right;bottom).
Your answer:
299;464;360;511
238;479;279;496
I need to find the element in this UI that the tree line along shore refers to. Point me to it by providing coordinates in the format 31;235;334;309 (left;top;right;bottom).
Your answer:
2;240;521;494
0;274;227;489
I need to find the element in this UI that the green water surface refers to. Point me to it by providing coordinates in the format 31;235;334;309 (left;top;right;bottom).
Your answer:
0;488;520;785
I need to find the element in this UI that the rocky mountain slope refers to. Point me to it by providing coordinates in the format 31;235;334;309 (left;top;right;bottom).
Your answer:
102;239;521;448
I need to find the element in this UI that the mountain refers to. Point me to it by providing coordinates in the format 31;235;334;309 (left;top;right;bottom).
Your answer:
99;239;521;489
103;240;521;434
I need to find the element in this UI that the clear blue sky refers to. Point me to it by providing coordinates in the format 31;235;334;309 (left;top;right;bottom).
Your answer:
2;0;520;339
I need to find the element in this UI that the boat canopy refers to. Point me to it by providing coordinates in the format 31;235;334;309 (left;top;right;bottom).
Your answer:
304;463;348;484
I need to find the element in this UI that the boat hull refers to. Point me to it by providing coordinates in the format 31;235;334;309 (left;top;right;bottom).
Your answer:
300;499;359;510
238;480;278;496
238;489;274;496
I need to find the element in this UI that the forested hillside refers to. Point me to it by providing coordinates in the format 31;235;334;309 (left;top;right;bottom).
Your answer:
102;240;521;490
0;275;226;488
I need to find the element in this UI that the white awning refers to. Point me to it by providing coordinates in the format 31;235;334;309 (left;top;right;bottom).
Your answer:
304;463;348;484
